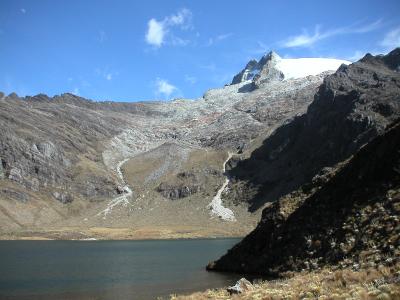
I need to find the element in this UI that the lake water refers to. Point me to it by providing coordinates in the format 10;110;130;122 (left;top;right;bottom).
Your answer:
0;239;242;300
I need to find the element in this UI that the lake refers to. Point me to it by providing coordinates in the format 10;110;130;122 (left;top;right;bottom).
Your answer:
0;238;242;300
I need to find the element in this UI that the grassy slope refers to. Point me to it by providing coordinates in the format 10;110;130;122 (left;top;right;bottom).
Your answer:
172;264;400;299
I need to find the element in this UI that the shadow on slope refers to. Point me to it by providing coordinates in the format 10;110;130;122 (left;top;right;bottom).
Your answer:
209;118;400;275
228;48;400;211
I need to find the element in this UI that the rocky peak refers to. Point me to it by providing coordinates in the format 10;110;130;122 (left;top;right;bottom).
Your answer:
7;92;19;99
244;59;258;70
231;51;350;88
25;93;52;102
252;51;284;87
382;47;400;71
258;50;281;67
231;50;282;85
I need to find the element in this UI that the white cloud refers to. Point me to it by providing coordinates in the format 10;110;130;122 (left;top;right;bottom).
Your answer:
346;49;383;62
207;33;233;46
145;8;192;48
283;27;323;48
95;68;117;81
20;8;26;14
352;19;382;33
155;78;177;99
145;19;165;47
282;20;383;48
72;87;80;95
380;27;400;49
165;8;192;27
347;50;365;62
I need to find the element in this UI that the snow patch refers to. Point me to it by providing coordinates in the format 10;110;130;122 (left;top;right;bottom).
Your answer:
97;158;133;219
276;57;350;80
208;152;236;221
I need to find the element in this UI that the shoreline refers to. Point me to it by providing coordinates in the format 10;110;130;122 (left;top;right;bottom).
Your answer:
0;226;246;241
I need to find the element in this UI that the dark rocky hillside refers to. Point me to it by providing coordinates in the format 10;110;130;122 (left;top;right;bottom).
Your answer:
226;48;400;211
208;49;400;276
208;119;400;275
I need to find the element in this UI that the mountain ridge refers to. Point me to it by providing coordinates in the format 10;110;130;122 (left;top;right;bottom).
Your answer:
0;49;398;241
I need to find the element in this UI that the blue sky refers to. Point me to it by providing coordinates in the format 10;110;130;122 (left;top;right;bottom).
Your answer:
1;0;399;102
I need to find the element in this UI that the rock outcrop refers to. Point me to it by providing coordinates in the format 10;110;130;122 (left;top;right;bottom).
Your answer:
156;183;201;200
227;278;254;294
231;51;285;85
156;172;203;200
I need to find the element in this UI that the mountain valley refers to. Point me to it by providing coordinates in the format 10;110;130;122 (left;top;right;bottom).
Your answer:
0;51;352;239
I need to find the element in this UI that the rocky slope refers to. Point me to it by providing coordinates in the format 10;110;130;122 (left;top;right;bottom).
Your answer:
225;48;400;211
207;48;400;275
177;264;400;299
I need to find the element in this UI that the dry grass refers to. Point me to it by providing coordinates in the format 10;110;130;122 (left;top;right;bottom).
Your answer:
171;264;400;300
0;225;246;240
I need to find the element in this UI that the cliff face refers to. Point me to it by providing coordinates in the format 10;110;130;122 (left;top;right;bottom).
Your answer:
226;48;400;211
208;49;400;275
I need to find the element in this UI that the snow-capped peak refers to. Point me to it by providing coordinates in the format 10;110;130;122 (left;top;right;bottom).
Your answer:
231;51;351;85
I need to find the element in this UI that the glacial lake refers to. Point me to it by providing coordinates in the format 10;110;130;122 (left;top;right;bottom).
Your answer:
0;238;242;300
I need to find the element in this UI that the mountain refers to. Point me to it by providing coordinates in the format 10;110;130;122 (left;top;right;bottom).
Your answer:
207;48;400;275
0;49;398;241
0;51;335;239
224;48;400;211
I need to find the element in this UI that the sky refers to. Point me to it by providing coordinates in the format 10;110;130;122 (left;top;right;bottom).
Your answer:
0;0;399;102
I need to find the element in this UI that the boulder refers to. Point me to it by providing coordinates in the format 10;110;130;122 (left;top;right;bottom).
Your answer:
156;182;201;199
52;191;74;204
227;278;254;294
8;167;23;184
116;185;125;194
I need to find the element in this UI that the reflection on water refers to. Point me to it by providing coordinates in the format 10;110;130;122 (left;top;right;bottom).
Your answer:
0;239;241;299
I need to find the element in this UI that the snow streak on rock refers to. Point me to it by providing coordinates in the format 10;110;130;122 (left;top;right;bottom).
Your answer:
97;158;132;219
208;153;236;221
